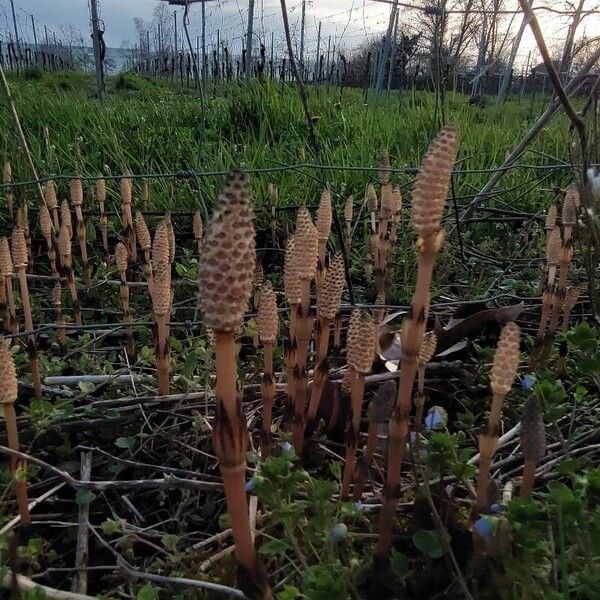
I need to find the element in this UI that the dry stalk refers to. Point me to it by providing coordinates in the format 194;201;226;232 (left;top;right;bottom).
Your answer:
12;227;42;398
116;242;135;361
476;322;521;513
97;178;109;258
51;283;67;346
57;221;82;326
135;212;153;295
3;161;13;219
198;170;272;599
376;126;458;562
70;178;91;289
0;341;29;525
39;205;58;277
307;253;345;422
120;171;137;263
519;395;546;497
414;332;438;432
257;282;278;457
353;379;396;502
44;180;60;232
0;238;18;334
341;309;376;500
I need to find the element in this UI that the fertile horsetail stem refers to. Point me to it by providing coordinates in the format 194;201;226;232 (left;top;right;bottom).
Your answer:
519;395;546;498
115;242;135;361
39;205;58;277
57;220;82;326
45;180;60;232
562;286;580;331
344;196;353;243
316;190;332;285
120;171;137;262
193;210;204;256
415;332;438;431
70;178;91;288
135;212;153;293
97;177;109;257
0;237;18;334
51;282;67;346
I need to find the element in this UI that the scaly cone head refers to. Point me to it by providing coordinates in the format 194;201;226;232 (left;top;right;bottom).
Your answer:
152;274;171;317
70;178;83;207
51;282;62;307
346;309;376;374
546;227;561;266
152;224;171;281
162;215;176;264
379;153;391;186
0;340;18;405
199;169;256;332
115;242;129;274
562;184;579;227
390;186;402;216
61;200;72;234
545;205;557;230
344;196;354;222
57;222;72;258
0;237;13;276
520;395;546;462
253;262;264;291
490;322;521;397
193;210;204;241
3;161;11;184
411;125;459;238
418;332;438;367
367;379;396;424
366;183;378;214
284;236;301;305
121;171;132;205
44;180;57;210
135;212;151;251
96;177;106;206
317;253;345;320
257;282;278;345
316;190;332;242
39;205;53;240
294;207;319;281
11;227;27;269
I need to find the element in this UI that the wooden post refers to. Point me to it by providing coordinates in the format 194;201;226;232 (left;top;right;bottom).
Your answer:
89;0;105;98
246;0;255;78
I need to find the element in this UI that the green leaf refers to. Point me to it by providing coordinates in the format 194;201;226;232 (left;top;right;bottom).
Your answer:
75;489;96;505
137;584;158;600
101;518;120;535
259;538;291;557
390;548;409;578
413;529;444;559
329;461;342;481
277;586;302;600
77;381;96;394
557;458;582;477
23;588;47;600
115;436;136;449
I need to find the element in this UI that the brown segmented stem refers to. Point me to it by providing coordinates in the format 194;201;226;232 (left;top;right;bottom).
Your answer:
116;242;135;361
376;126;458;561
3;161;13;219
535;226;562;347
561;286;580;331
52;282;67;346
71;178;91;288
121;171;137;263
519;395;546;497
284;236;301;340
197;170;271;598
353;379;396;502
135;212;153;289
341;309;375;499
0;237;18;334
45;180;60;231
12;228;42;398
476;322;520;512
316;190;332;283
39;205;58;277
415;331;438;431
0;340;30;525
96;178;109;257
18;203;33;271
57;222;82;326
367;183;378;232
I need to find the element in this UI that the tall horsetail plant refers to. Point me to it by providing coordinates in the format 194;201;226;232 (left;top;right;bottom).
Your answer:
519;395;546;498
537;205;558;294
257;282;278;457
18;204;33;272
375;125;459;563
0;238;18;334
70;178;91;289
193;210;204;256
414;332;438;432
97;178;109;258
44;180;60;232
57;221;82;326
315;189;332;289
151;225;172;396
39;205;58;277
535;225;561;348
199;170;272;599
353;380;396;502
135;212;153;296
115;242;135;361
476;322;521;513
561;286;580;331
12;227;42;398
341;308;376;500
307;252;345;423
3;161;13;219
0;340;29;526
121;171;137;263
51;282;67;346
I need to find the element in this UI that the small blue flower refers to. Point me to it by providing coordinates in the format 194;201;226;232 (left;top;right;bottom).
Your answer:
490;503;504;514
354;501;364;512
474;516;496;538
522;375;536;390
329;523;348;543
281;441;293;454
245;477;257;494
425;406;447;431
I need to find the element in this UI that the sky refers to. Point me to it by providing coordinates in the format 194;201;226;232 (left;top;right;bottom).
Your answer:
1;1;599;66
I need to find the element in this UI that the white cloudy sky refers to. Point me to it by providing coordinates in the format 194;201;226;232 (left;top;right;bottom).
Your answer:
1;1;599;64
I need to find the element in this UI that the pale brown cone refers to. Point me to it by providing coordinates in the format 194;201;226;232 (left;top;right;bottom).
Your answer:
284;236;301;305
39;205;53;239
135;212;151;251
318;253;345;320
546;227;561;265
0;341;18;404
545;205;557;230
294;207;319;281
193;210;203;240
51;282;62;306
346;309;376;374
3;161;11;184
0;237;13;275
70;178;83;206
390;186;402;215
96;178;106;205
57;222;72;258
115;242;128;274
520;395;546;461
412;125;459;237
61;200;72;235
490;322;521;397
340;369;352;397
152;276;171;317
316;190;332;242
344;197;353;222
253;262;264;290
379;154;391;185
562;184;578;227
165;216;176;263
418;332;438;366
366;184;378;213
11;227;27;269
257;282;278;345
367;380;396;423
45;180;58;210
121;172;132;205
152;225;171;281
198;170;256;331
